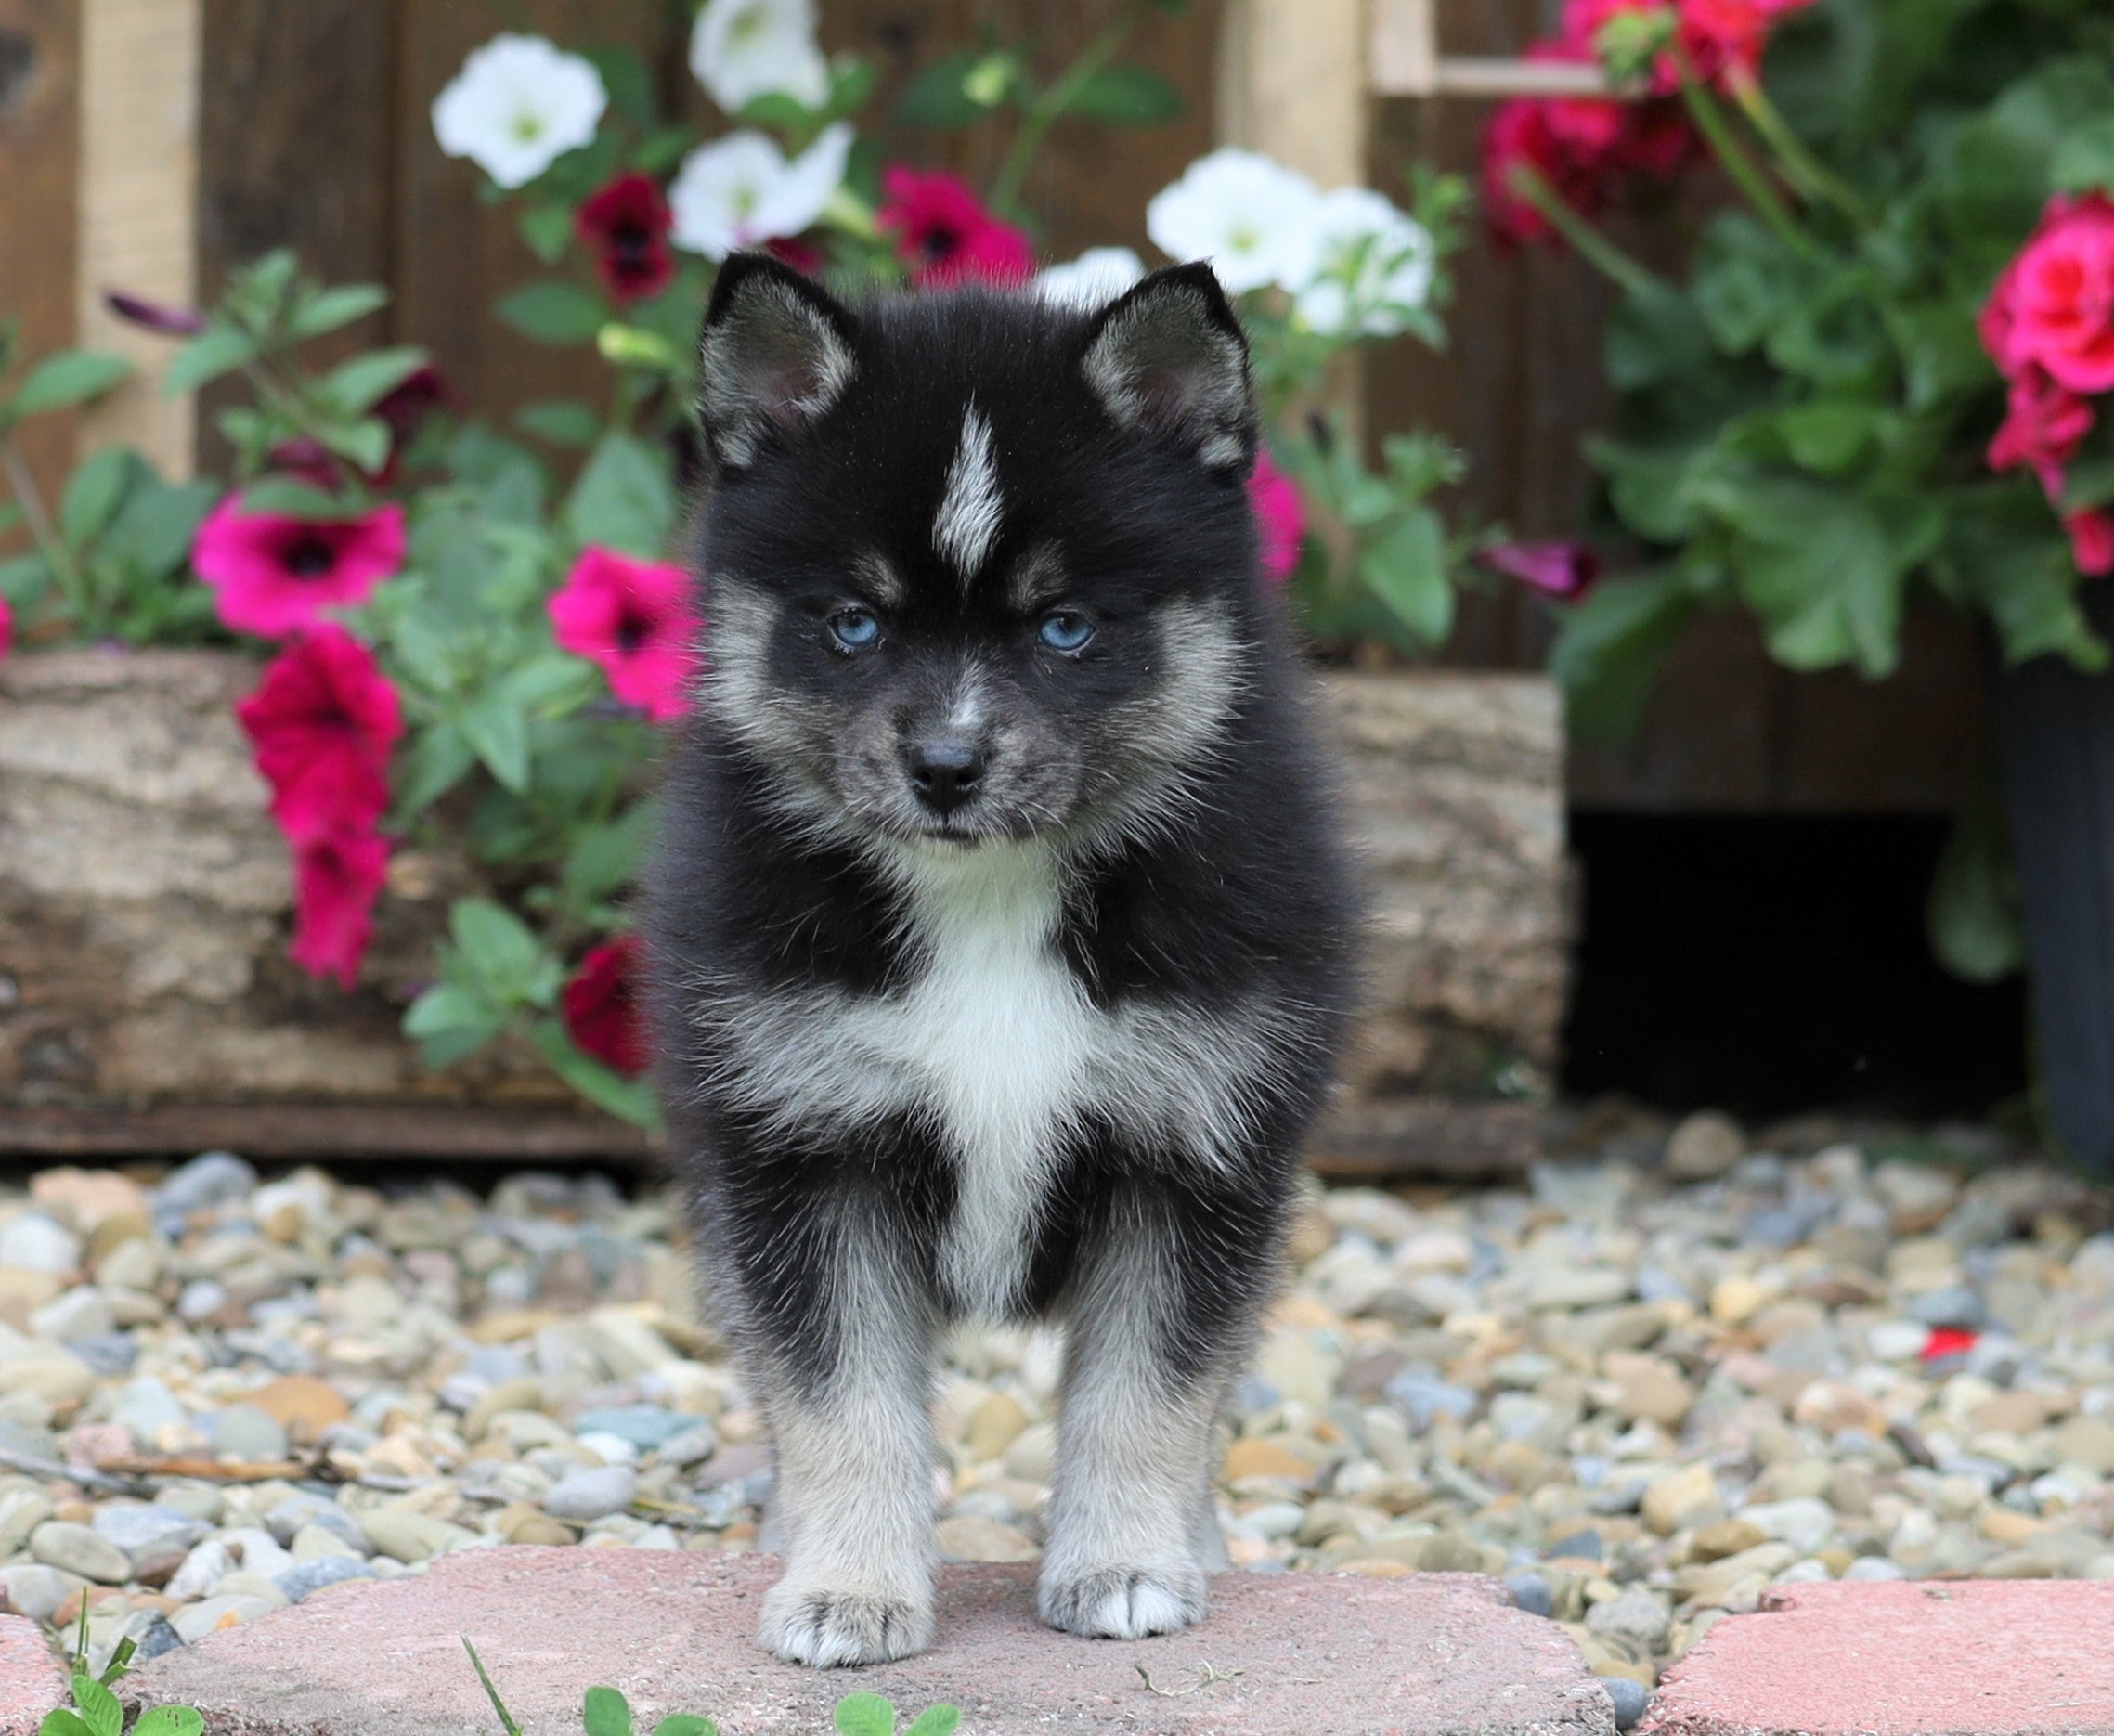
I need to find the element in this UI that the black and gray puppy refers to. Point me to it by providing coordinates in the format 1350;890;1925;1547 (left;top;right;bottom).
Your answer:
645;252;1355;1667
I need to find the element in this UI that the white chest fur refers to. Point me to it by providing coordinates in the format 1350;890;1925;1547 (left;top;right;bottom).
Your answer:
703;841;1270;1318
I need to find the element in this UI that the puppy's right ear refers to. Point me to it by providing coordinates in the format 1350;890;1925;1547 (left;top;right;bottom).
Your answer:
696;253;859;471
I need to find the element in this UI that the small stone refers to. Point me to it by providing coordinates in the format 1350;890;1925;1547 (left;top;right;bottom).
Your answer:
1528;1268;1631;1310
655;1423;719;1468
169;1594;275;1644
358;1509;476;1565
274;1557;375;1602
499;1510;577;1546
1710;1277;1770;1328
1504;1571;1555;1618
1842;1555;1907;1581
1223;1439;1317;1484
1603;1353;1693;1428
1587;1587;1670;1652
154;1151;259;1215
1643;1463;1719;1535
0;1563;73;1623
1691;1520;1766;1563
243;1376;351;1445
964;1392;1030;1460
1602;1676;1651;1731
1665;1112;1744;1180
0;1214;81;1275
1905;1286;1985;1330
212;1404;289;1463
542;1465;637;1522
93;1505;209;1566
31;1521;132;1585
1418;1532;1484;1574
1738;1497;1835;1556
936;1515;1039;1563
2051;1417;2114;1475
572;1406;694;1452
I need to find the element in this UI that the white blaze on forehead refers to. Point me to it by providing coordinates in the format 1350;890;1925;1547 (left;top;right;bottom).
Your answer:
933;404;1004;580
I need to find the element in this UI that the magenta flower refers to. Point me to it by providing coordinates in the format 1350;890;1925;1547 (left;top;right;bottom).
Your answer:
877;167;1035;288
548;548;702;722
103;290;208;337
0;595;12;659
193;495;407;638
235;626;404;843
289;826;392;991
1478;539;1601;601
1248;450;1305;584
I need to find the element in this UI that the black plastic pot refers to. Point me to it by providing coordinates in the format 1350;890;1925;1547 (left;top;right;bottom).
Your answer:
1994;582;2114;1175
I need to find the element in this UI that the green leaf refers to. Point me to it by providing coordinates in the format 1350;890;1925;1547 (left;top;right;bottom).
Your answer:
563;804;655;905
902;1709;962;1736
318;347;431;417
735;92;814;130
518;202;577;265
462;1639;524;1736
530;1021;659;1125
130;1711;205;1736
1604;283;1715;393
0;551;52;607
403;983;508;1069
832;1691;898;1736
449;898;544;1001
1550;571;1697;742
1928;784;2024;984
516;399;603;448
497;281;608;346
896;52;986;126
1945;507;2111;673
59;447;136;549
99;475;218;577
649;1718;718;1736
289;283;390;339
390;722;477;818
564;431;676;557
1064;64;1181;125
36;1712;92;1736
162;327;259;395
2060;453;2114;514
589;45;655;124
459;693;533;793
320;418;391;476
583;1685;635;1736
1779;400;1879;474
236;478;349;520
70;1677;121;1736
2054;115;2114;195
1357;511;1453;646
9;351;131;418
1692;214;1805;356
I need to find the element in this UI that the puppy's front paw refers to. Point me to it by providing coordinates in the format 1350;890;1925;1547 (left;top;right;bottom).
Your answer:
1038;1563;1207;1640
759;1582;934;1667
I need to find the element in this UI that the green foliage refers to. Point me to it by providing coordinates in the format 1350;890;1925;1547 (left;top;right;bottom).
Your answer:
35;1605;201;1736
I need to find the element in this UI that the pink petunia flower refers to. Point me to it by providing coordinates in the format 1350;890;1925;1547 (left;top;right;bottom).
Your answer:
1248;450;1305;584
548;547;702;722
235;626;403;843
1478;540;1602;601
193;495;407;638
0;595;11;659
289;826;392;991
563;935;650;1077
2068;511;2114;578
876;167;1035;288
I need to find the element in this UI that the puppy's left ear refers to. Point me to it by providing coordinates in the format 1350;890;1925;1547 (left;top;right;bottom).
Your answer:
1081;262;1256;472
696;252;860;470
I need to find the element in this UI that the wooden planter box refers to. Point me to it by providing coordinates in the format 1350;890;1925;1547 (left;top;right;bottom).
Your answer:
0;649;1566;1173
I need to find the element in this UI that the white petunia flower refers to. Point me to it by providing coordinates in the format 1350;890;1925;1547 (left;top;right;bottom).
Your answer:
1289;187;1436;339
432;34;607;190
1145;148;1319;295
1036;246;1147;307
691;0;831;114
668;123;852;260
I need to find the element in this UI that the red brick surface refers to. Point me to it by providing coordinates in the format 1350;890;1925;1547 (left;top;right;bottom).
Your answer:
0;1615;65;1736
126;1548;1617;1735
1643;1580;2114;1736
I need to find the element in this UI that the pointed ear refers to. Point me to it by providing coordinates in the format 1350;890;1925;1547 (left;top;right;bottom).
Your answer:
1081;262;1256;472
696;253;860;470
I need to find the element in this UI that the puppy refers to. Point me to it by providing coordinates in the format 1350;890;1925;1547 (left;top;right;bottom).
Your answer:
646;252;1354;1666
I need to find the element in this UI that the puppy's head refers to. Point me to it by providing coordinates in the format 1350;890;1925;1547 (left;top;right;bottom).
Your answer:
691;253;1261;852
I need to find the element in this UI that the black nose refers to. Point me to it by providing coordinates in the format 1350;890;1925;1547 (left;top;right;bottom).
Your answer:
907;737;987;816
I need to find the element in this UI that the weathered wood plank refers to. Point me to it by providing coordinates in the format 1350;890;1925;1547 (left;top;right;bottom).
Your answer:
0;0;81;551
75;0;201;478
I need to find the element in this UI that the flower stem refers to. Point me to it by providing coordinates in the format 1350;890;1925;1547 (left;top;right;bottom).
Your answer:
1671;45;1817;260
989;7;1142;221
0;436;93;630
1506;166;1666;299
1725;67;1872;230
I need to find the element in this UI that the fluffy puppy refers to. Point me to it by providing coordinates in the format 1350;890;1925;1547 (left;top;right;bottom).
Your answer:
646;253;1354;1666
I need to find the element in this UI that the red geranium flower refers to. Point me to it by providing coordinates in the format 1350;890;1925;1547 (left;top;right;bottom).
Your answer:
193;494;407;639
563;936;650;1077
1986;193;2114;397
1563;0;1814;91
2068;511;2114;578
0;595;12;660
1479;540;1602;601
1248;450;1305;585
236;626;403;843
576;172;676;305
548;547;702;722
877;167;1034;288
289;826;391;991
1987;368;2095;499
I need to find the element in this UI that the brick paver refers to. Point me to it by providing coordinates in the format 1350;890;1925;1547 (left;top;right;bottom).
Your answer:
125;1548;1616;1735
1642;1580;2114;1736
0;1615;66;1736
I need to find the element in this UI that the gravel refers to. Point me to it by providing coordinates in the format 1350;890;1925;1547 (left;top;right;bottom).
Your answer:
0;1112;2108;1693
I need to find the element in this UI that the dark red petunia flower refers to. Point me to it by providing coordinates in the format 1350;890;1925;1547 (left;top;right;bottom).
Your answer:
876;167;1034;288
370;364;452;480
563;935;650;1076
1478;539;1602;601
765;235;824;276
290;825;392;991
576;172;677;305
235;625;404;843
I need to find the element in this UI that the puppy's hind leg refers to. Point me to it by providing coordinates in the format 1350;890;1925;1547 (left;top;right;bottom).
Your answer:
751;1208;940;1667
1038;1178;1260;1641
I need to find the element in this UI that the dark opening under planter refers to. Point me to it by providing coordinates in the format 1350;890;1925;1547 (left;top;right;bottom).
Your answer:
0;649;1568;1173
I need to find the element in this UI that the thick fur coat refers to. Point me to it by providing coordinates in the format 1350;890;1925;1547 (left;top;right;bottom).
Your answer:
645;253;1355;1665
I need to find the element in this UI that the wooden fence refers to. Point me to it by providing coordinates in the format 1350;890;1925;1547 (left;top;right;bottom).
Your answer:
0;0;1987;815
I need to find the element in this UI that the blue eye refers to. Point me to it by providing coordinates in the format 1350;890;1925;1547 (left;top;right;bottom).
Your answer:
829;606;880;649
1039;612;1095;653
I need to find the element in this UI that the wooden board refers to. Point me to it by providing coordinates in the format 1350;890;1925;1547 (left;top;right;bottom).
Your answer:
0;0;80;550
